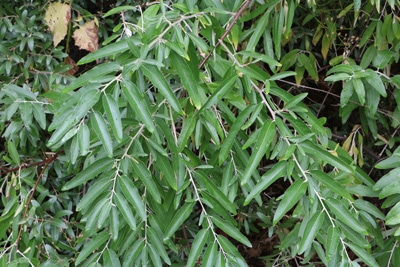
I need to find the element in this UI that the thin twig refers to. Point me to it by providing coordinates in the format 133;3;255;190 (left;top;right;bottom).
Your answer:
14;153;58;247
198;0;251;69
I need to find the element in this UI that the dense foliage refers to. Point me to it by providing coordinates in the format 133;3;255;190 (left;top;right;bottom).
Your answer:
1;0;400;266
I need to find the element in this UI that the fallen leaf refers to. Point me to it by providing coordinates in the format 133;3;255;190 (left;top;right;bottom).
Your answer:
65;57;78;76
73;20;99;52
45;2;71;47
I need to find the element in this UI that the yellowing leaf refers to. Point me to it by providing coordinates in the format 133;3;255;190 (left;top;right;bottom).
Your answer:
73;20;99;52
45;2;71;47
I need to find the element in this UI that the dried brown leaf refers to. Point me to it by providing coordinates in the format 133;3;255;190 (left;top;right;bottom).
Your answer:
73;20;99;53
45;2;71;47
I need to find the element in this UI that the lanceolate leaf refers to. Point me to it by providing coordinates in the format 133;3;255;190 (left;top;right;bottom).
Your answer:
131;159;161;204
77;175;112;211
103;94;123;142
244;161;287;205
169;51;201;109
62;157;114;190
212;216;252;247
301;141;354;173
200;72;238;112
310;170;353;200
90;111;113;158
141;64;183;115
273;179;307;225
75;231;109;265
347;243;379;267
114;193;137;231
164;201;196;241
121;78;155;133
219;104;257;165
241;119;276;186
62;63;121;92
118;175;146;221
298;212;325;254
186;229;209;267
325;197;368;235
147;227;171;265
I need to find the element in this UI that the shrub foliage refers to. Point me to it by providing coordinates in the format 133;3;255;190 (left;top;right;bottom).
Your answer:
1;0;400;266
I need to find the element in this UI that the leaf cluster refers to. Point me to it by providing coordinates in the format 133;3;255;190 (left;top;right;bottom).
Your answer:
1;0;400;266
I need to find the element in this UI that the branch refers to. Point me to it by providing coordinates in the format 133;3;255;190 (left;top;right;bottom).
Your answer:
198;0;251;69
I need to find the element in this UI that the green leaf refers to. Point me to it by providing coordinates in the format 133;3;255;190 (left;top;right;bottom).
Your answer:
241;119;276;186
164;201;195;241
148;244;163;267
78;39;134;64
284;93;308;109
325;73;351;82
385;202;400;225
364;69;387;97
63;63;121;92
298;212;325;254
7;141;20;165
195;171;237;215
301;141;354;173
269;71;297;81
141;64;183;115
131;159;161;204
177;113;197;152
186;229;209;267
103;6;138;17
103;94;123;142
202;243;217;267
75;231;109;265
347;243;379;267
114;193;137;230
326;225;340;261
212;216;252;247
78;124;90;156
273;179;307;225
147;227;171;265
104;249;121;267
118;175;146;221
62;158;114;190
353;199;385;220
90;111;113;158
155;153;177;190
121;78;155;133
352;78;365;105
325;197;367;235
244;161;287;205
310;170;353;200
200;72;237;112
169;51;201;109
77;175;112;211
32;103;46;130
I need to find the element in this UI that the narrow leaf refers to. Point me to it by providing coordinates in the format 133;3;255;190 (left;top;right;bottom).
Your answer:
147;228;171;265
131;159;161;204
241;119;276;186
103;94;123;142
91;111;113;158
310;170;353;200
169;51;201;109
63;63;121;92
62;158;113;190
121;78;155;133
325;197;367;235
244;161;287;205
301;141;354;173
298;212;325;254
200;72;237;112
114;193;137;230
77;175;112;211
186;229;209;267
75;231;109;265
141;64;183;114
273;180;307;225
118;175;146;221
219;104;257;165
347;243;379;267
164;201;195;241
177;113;197;152
212;216;252;247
